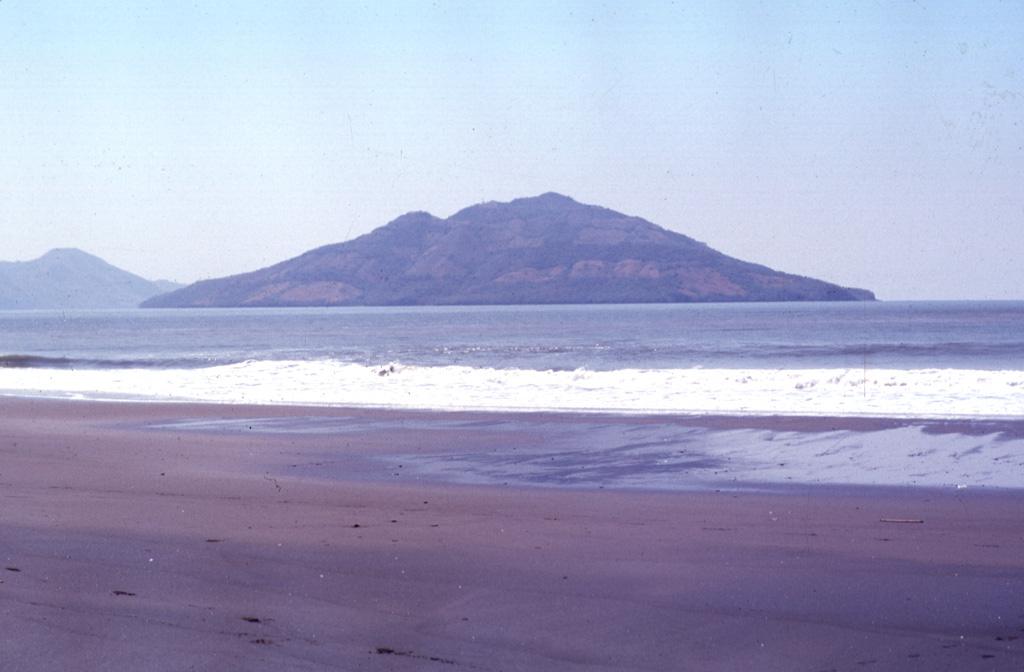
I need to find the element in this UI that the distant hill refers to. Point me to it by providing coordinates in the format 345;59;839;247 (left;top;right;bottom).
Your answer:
0;249;182;310
143;193;874;308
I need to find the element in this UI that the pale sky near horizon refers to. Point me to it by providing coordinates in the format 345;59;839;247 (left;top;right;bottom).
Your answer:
2;1;1021;300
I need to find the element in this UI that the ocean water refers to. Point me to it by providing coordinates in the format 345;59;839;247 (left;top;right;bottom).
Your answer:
1;301;1022;418
3;301;1023;490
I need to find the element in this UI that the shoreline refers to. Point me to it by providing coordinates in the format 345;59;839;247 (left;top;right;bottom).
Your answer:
6;389;1024;424
2;397;1023;670
124;398;1024;493
6;387;1024;423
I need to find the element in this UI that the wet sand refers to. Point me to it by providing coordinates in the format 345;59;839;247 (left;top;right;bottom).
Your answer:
2;398;1023;671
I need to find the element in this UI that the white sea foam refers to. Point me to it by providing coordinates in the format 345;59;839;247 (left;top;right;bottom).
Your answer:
2;360;1022;418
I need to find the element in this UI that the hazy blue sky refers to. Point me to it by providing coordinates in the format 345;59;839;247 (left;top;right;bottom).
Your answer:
2;1;1021;300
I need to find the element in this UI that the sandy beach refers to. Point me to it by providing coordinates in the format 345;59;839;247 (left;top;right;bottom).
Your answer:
2;398;1023;671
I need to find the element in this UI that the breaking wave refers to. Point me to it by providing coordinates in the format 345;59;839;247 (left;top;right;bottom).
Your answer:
0;353;235;370
1;359;1022;419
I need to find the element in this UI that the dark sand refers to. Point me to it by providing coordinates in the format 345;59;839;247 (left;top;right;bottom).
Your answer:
1;398;1022;671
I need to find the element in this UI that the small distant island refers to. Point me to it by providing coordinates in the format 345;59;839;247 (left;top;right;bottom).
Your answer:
143;193;874;308
0;248;180;310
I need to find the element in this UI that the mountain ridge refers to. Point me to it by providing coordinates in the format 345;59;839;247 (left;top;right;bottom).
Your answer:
143;194;875;307
0;248;181;310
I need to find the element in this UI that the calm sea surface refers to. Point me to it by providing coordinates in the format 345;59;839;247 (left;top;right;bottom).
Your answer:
1;301;1022;417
